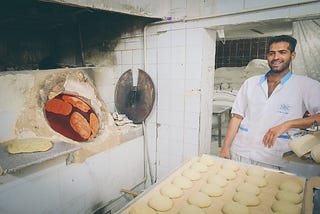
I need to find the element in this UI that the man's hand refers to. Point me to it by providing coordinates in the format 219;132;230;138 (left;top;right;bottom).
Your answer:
263;122;289;148
219;144;230;159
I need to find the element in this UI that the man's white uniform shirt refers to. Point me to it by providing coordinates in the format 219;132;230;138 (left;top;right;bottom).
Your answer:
230;71;320;167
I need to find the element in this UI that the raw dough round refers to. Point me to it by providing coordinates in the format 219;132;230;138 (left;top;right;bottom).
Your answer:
246;166;265;177
172;176;193;189
7;138;53;154
179;204;205;214
207;174;228;187
198;155;215;166
182;169;202;181
245;175;267;187
148;193;173;212
218;169;237;180
129;203;156;214
233;191;260;206
221;160;240;171
222;201;250;214
200;182;224;197
160;184;184;199
275;190;303;204
279;180;303;194
188;191;212;208
271;200;301;214
190;162;208;173
236;182;261;196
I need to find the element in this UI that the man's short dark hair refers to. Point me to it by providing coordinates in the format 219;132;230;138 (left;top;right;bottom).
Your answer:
268;35;297;52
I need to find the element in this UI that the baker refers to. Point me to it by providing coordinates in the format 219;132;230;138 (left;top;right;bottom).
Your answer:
219;35;320;169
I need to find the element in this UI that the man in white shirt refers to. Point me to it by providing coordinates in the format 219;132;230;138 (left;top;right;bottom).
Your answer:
219;35;320;169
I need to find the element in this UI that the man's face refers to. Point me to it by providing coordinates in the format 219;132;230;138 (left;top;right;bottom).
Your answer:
267;41;296;74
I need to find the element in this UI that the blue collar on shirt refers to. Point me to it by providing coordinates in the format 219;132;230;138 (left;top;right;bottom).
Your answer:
259;70;292;84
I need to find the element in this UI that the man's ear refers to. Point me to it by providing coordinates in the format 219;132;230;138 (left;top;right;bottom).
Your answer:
291;51;296;60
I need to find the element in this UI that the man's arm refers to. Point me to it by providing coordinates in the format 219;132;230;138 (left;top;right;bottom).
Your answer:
263;113;320;148
219;114;243;159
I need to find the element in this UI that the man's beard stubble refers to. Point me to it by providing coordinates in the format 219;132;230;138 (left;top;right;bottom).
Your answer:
268;59;291;74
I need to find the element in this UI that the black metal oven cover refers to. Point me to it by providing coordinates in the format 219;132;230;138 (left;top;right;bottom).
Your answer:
115;69;155;124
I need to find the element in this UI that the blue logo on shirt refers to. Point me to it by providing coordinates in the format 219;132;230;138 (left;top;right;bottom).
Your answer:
278;104;290;114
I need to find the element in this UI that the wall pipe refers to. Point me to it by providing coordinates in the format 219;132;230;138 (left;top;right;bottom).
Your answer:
143;23;158;184
91;24;156;214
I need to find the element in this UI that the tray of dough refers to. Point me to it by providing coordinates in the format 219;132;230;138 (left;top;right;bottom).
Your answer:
118;155;307;214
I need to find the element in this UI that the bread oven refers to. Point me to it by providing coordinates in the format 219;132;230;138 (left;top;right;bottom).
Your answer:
0;67;140;174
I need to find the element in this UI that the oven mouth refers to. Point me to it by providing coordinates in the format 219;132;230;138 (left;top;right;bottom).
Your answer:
44;93;99;142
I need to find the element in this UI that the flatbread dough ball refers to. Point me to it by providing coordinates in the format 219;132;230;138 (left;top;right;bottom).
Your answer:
160;183;184;199
221;160;240;171
271;200;301;214
190;162;208;173
172;176;193;189
200;182;224;197
7;138;53;154
129;203;156;214
236;182;261;196
233;191;260;206
219;169;237;180
207;174;228;187
246;166;265;177
275;190;303;204
198;155;215;166
148;193;173;212
182;169;202;181
179;204;205;214
188;191;212;208
222;201;250;214
245;175;267;187
279;180;303;194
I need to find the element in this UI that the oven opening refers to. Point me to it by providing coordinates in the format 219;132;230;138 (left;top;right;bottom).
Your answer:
45;93;99;142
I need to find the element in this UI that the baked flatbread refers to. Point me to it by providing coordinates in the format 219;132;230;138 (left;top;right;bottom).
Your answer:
7;138;53;154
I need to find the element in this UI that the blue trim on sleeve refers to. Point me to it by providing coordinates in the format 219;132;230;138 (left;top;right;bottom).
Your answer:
239;126;290;139
239;126;248;132
278;134;290;139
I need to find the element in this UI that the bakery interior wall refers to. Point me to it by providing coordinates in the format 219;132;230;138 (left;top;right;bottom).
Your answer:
1;0;320;214
0;1;164;214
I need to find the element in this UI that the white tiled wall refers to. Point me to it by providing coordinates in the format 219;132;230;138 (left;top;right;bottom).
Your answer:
92;67;115;112
108;24;214;181
0;137;144;214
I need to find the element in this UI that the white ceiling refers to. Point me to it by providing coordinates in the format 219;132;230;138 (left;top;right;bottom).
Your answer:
218;20;293;40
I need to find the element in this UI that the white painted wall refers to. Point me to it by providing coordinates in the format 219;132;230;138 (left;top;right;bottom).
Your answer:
0;136;144;214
